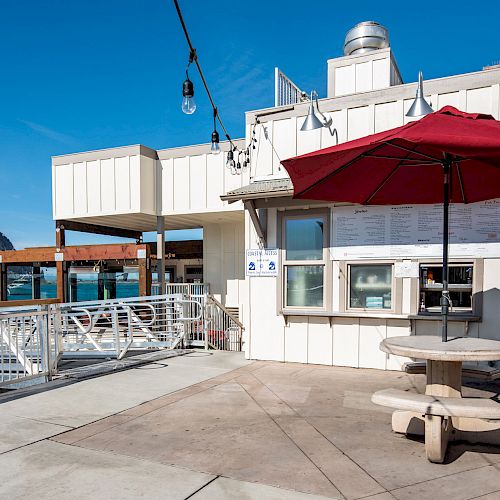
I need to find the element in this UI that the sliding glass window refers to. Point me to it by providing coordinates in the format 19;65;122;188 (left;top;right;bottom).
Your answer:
283;214;327;309
348;264;393;310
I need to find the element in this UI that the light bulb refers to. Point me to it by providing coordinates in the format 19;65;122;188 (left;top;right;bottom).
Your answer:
226;150;235;170
211;142;220;154
182;95;196;114
211;130;220;154
182;78;196;115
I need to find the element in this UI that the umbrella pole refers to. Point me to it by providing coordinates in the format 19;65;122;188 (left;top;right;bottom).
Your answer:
441;158;451;342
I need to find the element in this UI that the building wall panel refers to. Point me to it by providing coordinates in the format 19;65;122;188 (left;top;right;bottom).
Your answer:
115;156;130;212
273;118;297;170
347;106;372;140
248;276;285;361
335;65;355;96
54;164;74;216
86;160;101;214
252;122;273;178
437;91;460;109
358;319;387;369
375;101;403;132
161;158;174;212
140;156;155;214
73;162;87;214
355;61;372;93
386;320;411;370
479;258;500;340
296;120;321;155
321;110;346;148
373;57;390;89
173;156;190;211
189;155;207;210
100;158;115;213
206;153;224;209
466;87;492;114
332;318;359;367
285;316;308;363
308;316;333;365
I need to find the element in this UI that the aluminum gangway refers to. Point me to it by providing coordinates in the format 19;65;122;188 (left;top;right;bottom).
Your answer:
0;289;244;389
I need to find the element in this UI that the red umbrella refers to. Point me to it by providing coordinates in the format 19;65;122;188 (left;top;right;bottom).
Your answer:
282;106;500;341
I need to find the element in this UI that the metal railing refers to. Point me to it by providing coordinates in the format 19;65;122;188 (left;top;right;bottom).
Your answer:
151;284;210;347
204;295;243;351
0;287;243;389
0;306;55;387
57;294;202;359
274;67;308;107
151;283;209;297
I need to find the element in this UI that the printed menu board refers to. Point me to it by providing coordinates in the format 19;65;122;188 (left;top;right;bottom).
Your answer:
331;199;500;260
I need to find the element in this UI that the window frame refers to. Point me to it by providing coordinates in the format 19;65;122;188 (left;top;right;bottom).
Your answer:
418;261;477;315
280;209;331;312
346;262;396;313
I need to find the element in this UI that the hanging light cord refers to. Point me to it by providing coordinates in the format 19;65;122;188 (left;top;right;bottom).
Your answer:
173;0;235;149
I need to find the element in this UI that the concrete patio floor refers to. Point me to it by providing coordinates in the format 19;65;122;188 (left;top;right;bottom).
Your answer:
1;351;500;499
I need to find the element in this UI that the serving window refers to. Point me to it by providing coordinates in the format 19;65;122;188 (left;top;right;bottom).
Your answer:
282;212;329;309
348;264;393;311
419;263;474;313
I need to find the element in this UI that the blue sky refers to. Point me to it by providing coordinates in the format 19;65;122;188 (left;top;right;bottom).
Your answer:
1;0;499;249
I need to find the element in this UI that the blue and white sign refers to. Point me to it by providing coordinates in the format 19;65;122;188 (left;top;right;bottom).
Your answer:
246;249;278;277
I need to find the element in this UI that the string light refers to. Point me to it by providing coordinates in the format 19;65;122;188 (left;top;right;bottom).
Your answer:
173;0;253;175
211;108;220;155
226;149;236;173
181;50;196;114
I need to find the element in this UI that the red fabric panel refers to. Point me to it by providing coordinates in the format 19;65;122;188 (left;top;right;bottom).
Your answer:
282;106;500;205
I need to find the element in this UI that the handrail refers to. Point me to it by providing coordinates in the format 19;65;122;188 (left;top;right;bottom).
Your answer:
0;298;61;309
67;307;94;335
207;294;244;329
119;302;157;327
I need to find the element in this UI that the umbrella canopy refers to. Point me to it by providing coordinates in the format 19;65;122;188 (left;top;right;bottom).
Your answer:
282;106;500;205
281;106;500;342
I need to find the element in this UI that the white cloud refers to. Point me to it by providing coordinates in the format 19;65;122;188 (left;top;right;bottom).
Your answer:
19;119;77;145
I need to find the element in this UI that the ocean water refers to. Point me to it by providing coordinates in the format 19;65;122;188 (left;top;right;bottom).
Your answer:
6;281;140;302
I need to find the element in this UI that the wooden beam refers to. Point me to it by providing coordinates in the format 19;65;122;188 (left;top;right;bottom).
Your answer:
138;246;151;296
0;298;60;308
32;266;40;300
244;200;267;247
57;220;142;241
156;216;166;295
0;243;149;264
63;244;147;261
0;264;7;302
149;240;203;260
56;224;66;303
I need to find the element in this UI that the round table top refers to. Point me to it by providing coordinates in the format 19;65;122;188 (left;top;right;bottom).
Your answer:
381;336;500;361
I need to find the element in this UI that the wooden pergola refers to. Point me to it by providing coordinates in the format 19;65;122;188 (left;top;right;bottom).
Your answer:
0;220;202;307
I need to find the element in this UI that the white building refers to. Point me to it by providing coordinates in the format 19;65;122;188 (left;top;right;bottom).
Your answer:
52;22;500;370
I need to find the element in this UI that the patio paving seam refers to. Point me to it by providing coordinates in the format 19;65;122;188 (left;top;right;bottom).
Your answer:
183;475;220;499
384;461;500;498
249;370;390;499
49;360;262;446
12;414;77;430
468;488;500;500
0;430;71;457
236;374;348;499
303;420;390;497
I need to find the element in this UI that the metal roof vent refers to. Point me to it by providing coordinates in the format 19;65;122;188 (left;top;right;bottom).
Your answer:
343;21;389;56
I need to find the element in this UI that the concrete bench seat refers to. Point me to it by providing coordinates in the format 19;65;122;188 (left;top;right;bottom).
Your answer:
403;361;500;380
372;389;500;419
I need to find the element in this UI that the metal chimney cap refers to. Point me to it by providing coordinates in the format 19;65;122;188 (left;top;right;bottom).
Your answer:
344;21;390;56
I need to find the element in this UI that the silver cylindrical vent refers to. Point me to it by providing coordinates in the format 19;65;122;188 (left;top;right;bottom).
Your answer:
343;21;389;56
